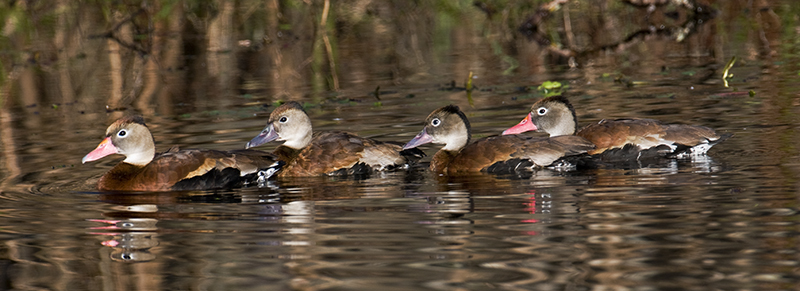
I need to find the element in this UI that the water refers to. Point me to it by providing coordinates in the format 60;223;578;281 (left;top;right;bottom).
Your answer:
2;1;800;290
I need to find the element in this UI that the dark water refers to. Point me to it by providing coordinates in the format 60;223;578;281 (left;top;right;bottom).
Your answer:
2;1;800;290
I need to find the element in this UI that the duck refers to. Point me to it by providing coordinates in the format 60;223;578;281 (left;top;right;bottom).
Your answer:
245;101;424;176
502;96;731;163
402;105;595;174
82;116;282;191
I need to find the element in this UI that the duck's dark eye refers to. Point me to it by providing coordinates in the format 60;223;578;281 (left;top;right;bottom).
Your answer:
279;116;288;123
117;130;127;137
431;118;441;127
537;107;547;115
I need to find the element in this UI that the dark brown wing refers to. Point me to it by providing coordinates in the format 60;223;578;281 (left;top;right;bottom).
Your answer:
353;138;411;170
577;118;720;155
281;131;365;176
445;135;594;173
223;149;284;174
509;135;595;167
446;136;519;172
662;124;721;145
279;131;413;176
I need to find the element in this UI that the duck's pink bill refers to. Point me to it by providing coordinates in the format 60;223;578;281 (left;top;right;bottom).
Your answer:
502;113;538;135
403;128;433;149
82;137;118;163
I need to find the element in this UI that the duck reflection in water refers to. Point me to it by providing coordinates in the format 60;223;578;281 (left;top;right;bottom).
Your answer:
90;189;317;264
90;217;159;263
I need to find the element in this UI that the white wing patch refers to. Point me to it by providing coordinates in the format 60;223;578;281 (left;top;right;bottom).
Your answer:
632;133;677;151
547;160;576;171
672;141;712;159
629;134;717;160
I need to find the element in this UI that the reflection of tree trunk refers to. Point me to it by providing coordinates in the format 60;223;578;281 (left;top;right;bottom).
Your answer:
135;2;164;113
448;13;478;104
107;39;124;108
207;0;236;105
55;0;75;108
754;0;780;58
304;0;341;95
17;67;43;140
134;262;161;290
107;12;126;109
135;54;162;114
156;2;185;116
0;76;21;188
1;60;32;187
103;254;162;290
387;1;432;84
264;0;304;101
309;1;327;97
264;0;285;99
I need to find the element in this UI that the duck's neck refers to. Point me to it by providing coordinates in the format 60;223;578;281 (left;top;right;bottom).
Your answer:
121;135;156;166
282;134;311;149
440;122;470;151
545;109;577;137
442;135;468;151
281;121;313;150
123;149;155;166
552;107;579;136
548;120;577;137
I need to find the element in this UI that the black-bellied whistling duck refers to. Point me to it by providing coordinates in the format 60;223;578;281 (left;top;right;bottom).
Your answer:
502;96;731;162
245;101;424;176
402;105;595;174
82;116;282;191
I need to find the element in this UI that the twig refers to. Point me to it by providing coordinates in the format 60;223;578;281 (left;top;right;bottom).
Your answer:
320;0;339;90
88;8;149;56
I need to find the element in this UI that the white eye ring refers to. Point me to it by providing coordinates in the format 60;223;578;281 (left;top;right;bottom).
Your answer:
431;118;441;127
279;116;288;123
537;107;547;115
117;130;127;138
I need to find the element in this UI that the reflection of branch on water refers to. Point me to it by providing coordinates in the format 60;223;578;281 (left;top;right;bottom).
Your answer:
88;8;149;57
518;0;717;60
318;0;340;91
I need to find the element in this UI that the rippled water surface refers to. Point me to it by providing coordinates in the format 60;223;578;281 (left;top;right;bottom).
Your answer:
2;1;800;290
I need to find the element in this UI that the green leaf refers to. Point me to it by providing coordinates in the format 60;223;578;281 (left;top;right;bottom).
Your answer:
537;81;566;97
539;81;562;90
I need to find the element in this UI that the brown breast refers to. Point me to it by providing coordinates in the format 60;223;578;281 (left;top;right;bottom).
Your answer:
96;149;279;191
277;131;411;176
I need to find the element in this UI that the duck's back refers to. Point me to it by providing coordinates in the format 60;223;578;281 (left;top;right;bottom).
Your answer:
444;135;594;173
577;118;723;155
279;131;419;176
97;149;279;191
